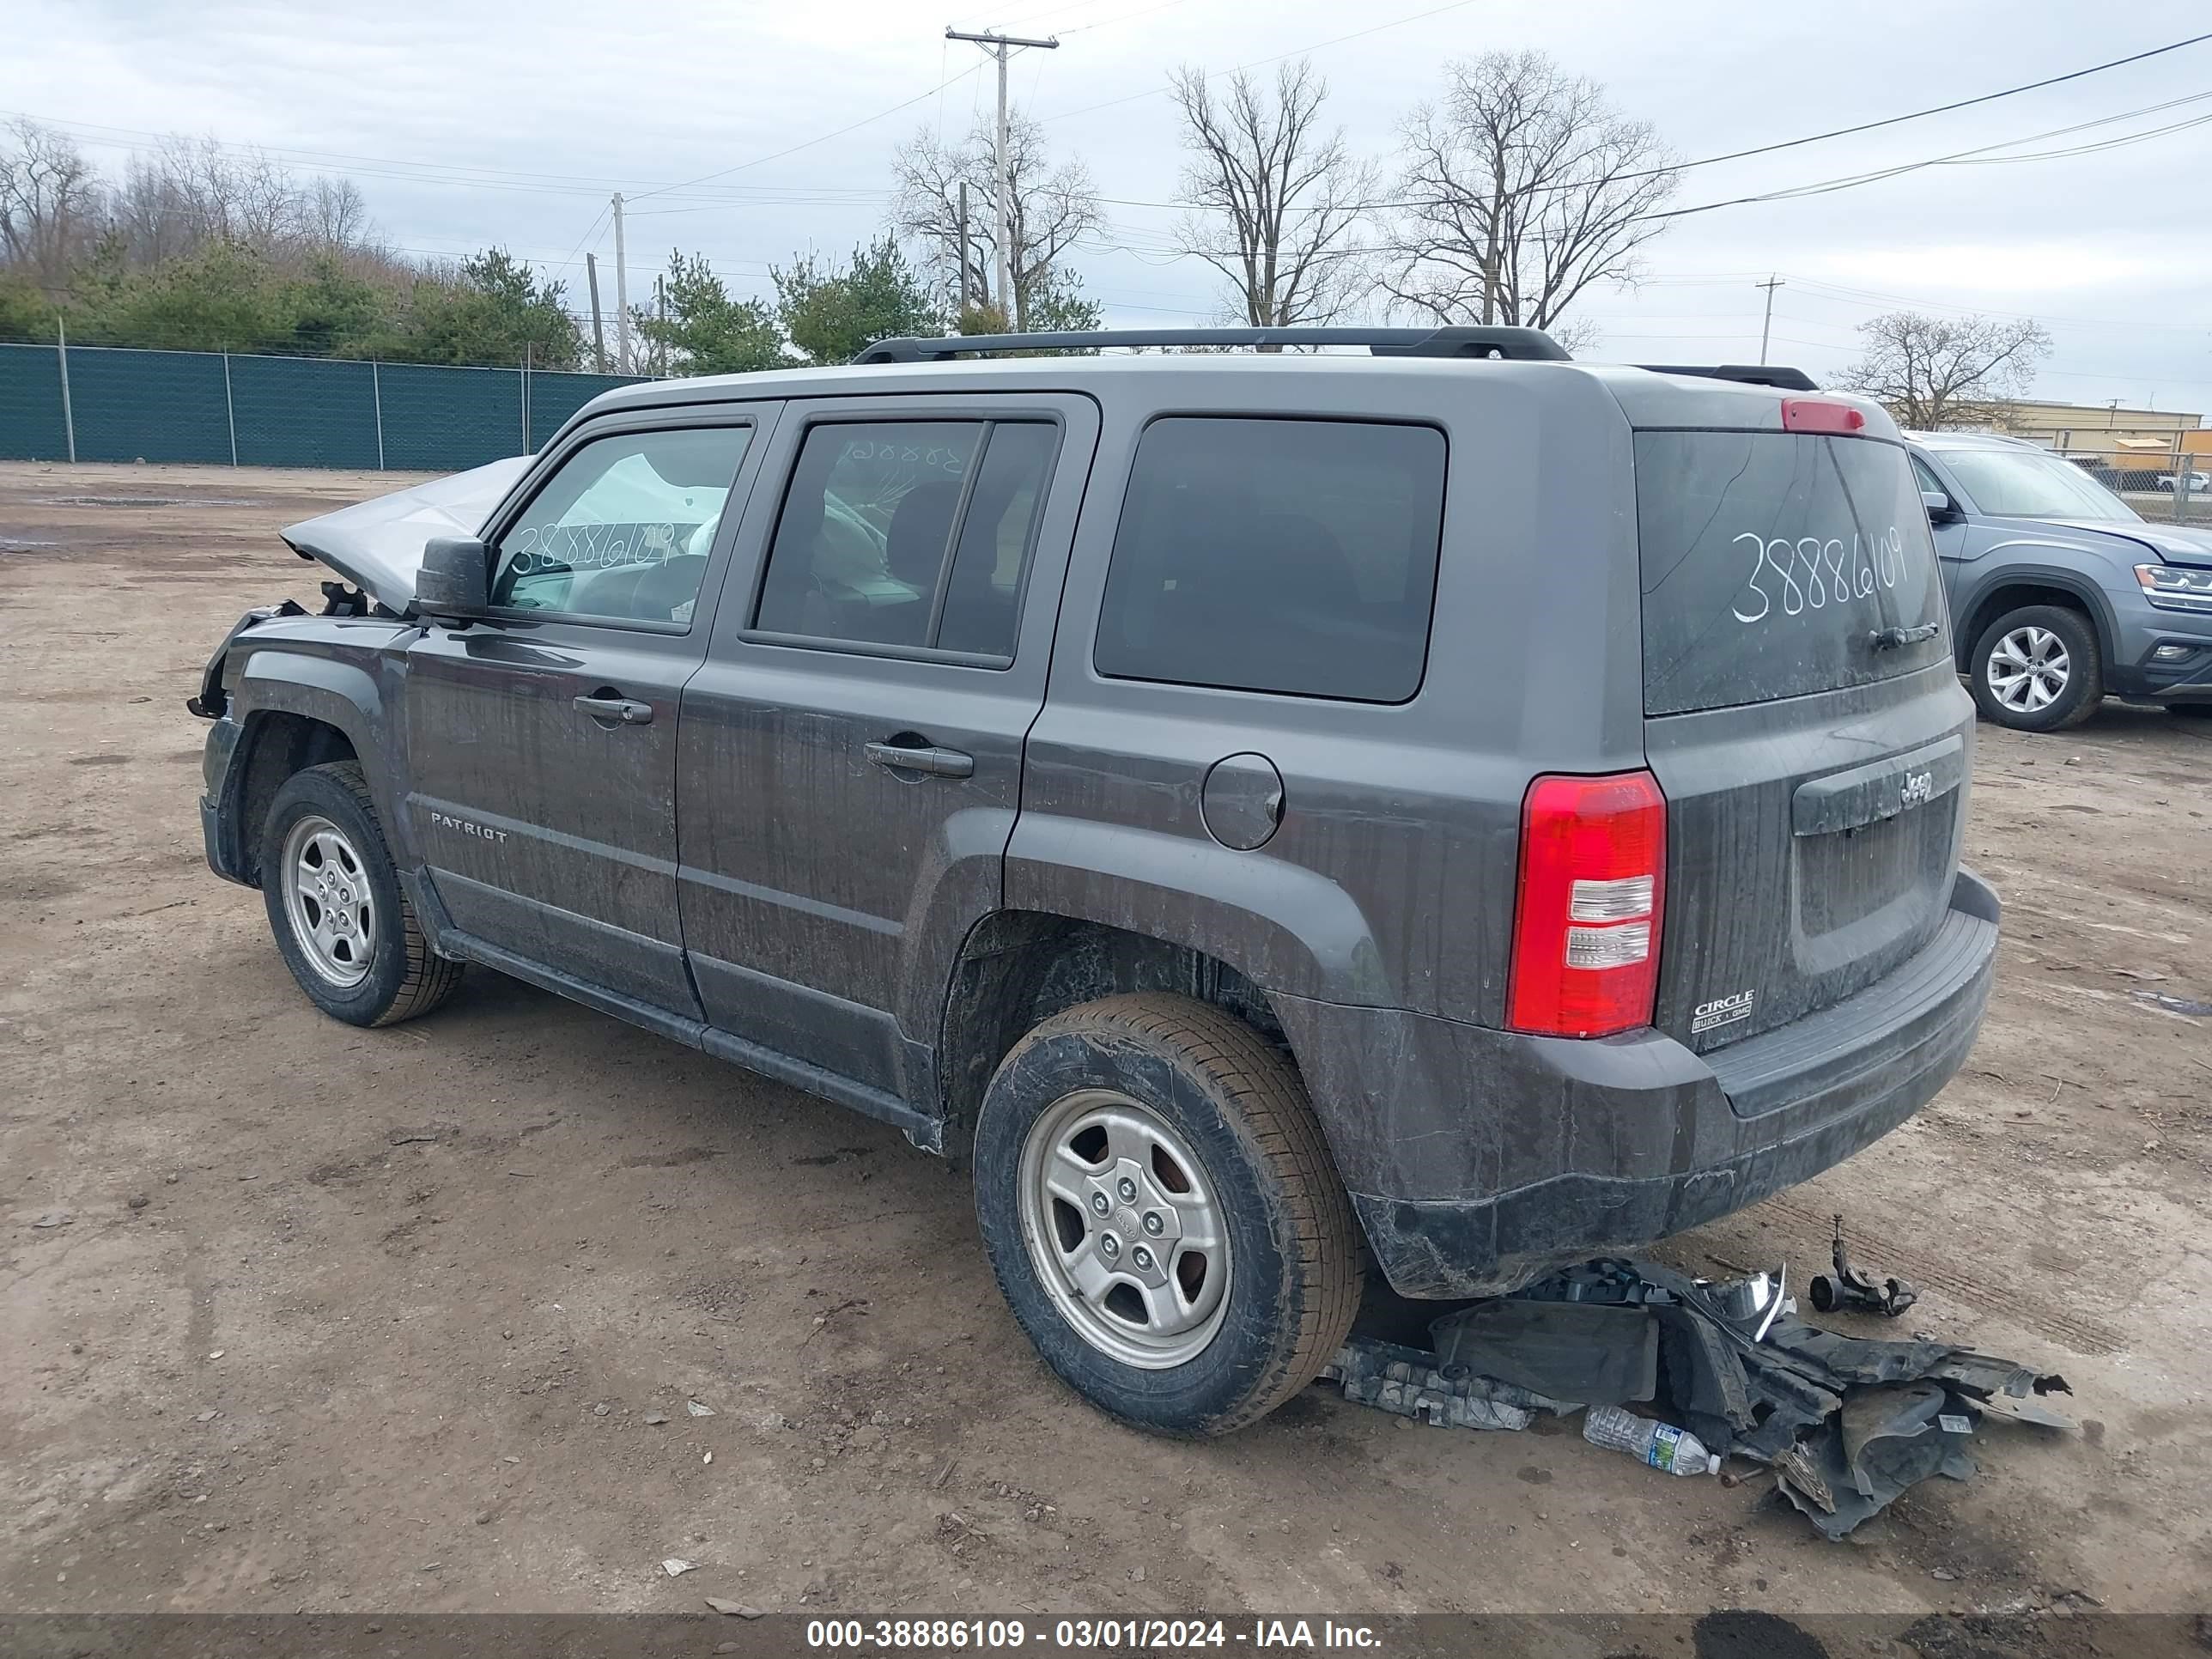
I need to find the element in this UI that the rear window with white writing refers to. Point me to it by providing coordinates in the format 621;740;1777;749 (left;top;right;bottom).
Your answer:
1636;432;1948;716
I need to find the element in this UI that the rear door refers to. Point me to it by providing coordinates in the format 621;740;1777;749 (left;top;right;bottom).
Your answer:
1634;420;1972;1054
677;393;1097;1099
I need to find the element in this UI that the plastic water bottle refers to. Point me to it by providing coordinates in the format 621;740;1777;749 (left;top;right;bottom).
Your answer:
1582;1405;1720;1476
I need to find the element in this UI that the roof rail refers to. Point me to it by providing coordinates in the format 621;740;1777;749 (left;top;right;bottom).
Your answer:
1636;362;1820;392
852;325;1571;365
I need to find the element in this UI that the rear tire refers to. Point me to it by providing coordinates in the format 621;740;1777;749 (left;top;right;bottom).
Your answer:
259;761;462;1027
972;993;1360;1437
1969;604;2102;732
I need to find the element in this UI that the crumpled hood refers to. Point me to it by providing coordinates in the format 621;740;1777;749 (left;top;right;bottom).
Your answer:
281;455;532;612
2039;518;2212;568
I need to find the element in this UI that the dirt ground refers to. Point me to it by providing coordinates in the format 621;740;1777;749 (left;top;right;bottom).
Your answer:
2;460;2208;1621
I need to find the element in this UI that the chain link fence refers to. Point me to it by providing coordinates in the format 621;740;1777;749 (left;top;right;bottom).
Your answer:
0;340;645;472
2031;435;2212;526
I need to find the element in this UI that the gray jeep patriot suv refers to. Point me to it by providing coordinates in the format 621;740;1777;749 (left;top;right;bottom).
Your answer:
191;326;1999;1435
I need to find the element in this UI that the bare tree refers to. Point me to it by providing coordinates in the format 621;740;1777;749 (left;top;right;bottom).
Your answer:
107;153;193;267
303;177;372;253
1168;59;1376;331
0;119;103;292
152;136;303;252
70;132;383;275
893;112;1102;329
1836;311;2053;430
1386;51;1679;337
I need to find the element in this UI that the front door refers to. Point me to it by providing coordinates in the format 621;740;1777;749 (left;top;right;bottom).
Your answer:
678;394;1097;1103
1913;453;1972;619
404;411;772;1015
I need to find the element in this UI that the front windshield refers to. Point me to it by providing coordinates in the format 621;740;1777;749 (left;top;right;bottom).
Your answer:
1938;448;2140;523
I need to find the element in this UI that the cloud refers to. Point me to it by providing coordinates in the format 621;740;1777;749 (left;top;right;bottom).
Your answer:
7;0;2210;404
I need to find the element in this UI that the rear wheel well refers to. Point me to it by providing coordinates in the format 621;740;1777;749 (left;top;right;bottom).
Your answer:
1958;584;2103;671
232;713;358;885
935;913;1287;1169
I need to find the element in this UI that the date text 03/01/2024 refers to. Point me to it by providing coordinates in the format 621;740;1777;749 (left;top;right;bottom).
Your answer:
802;1618;1384;1650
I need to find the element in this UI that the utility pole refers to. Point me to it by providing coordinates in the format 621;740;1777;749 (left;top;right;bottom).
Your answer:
655;275;667;377
586;252;607;374
956;180;970;317
946;27;1059;329
1755;274;1784;366
612;191;631;374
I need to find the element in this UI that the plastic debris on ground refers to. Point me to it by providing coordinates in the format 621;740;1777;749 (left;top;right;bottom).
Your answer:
1809;1213;1918;1317
1322;1246;2071;1539
1319;1338;1567;1431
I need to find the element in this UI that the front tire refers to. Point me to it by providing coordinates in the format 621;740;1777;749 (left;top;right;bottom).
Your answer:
1970;604;2102;732
259;761;462;1026
973;993;1361;1437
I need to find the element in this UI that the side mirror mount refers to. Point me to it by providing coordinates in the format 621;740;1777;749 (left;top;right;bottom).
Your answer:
1921;489;1965;526
415;536;491;621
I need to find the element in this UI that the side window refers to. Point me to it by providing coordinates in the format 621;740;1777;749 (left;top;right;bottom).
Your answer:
753;419;1056;659
1094;416;1447;702
490;425;751;625
1911;456;1949;501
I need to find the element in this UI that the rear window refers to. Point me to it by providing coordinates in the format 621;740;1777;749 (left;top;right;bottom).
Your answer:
1094;416;1445;702
1637;432;1948;716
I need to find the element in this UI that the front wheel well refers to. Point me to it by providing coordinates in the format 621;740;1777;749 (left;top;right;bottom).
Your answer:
231;712;359;884
1957;584;2104;671
934;913;1287;1169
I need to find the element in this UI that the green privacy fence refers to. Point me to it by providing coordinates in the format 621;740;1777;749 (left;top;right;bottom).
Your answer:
0;341;647;472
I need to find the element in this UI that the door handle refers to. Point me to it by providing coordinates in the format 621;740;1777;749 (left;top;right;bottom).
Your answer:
865;740;975;779
574;694;654;725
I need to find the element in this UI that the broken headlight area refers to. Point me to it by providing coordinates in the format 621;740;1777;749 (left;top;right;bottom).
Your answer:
1322;1252;2070;1540
186;600;307;719
185;585;391;721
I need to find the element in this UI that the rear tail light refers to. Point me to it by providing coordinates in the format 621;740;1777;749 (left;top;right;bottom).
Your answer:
1508;771;1667;1038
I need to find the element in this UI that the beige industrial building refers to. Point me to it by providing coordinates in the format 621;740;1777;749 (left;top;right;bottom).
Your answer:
1988;398;2210;462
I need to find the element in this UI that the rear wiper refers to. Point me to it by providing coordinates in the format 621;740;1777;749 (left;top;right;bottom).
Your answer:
1867;622;1942;651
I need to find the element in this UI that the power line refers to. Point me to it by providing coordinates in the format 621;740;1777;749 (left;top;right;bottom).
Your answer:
0;106;947;209
1037;0;1485;124
1558;30;2212;192
1089;76;2212;217
1638;94;2212;225
1060;0;1194;36
624;63;983;204
1092;83;2212;265
1770;276;2212;336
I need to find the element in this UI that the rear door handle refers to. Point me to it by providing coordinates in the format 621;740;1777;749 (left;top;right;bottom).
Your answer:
573;694;654;725
865;740;974;779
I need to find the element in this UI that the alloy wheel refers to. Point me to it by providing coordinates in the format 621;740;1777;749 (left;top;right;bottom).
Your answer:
1015;1087;1233;1369
1987;625;2071;714
280;814;376;988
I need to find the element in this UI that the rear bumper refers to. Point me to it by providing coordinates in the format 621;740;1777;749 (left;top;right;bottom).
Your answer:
1278;869;2000;1298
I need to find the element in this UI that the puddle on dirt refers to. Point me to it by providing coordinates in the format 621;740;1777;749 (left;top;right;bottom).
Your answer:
35;495;257;509
0;538;60;551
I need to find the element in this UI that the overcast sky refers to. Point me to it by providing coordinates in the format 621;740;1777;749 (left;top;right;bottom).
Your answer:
9;0;2212;410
